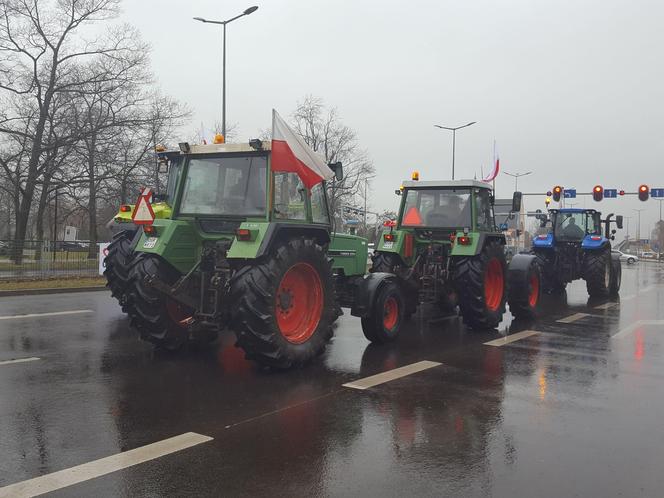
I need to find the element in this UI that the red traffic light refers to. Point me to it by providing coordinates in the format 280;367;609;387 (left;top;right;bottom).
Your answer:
638;184;649;201
552;185;563;202
593;185;603;202
619;190;625;196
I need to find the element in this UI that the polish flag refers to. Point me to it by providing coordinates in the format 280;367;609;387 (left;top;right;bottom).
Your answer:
482;141;500;182
271;109;334;189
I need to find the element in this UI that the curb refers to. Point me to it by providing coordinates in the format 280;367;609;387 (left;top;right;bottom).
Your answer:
0;286;109;298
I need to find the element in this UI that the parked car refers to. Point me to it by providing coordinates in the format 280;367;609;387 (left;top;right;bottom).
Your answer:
641;251;660;260
612;250;639;265
0;241;8;256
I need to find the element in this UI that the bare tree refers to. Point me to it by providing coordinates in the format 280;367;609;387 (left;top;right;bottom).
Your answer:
291;96;374;224
0;0;148;261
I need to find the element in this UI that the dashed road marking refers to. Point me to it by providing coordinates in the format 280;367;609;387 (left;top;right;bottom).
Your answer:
484;330;540;346
557;312;591;323
0;432;213;498
620;295;635;301
612;320;664;339
595;302;618;310
0;357;40;366
0;310;93;321
343;360;441;390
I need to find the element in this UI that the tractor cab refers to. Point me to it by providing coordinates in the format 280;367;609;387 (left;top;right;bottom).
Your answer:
551;209;602;242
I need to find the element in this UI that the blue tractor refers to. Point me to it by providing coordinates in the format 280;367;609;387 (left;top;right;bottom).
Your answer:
530;208;623;297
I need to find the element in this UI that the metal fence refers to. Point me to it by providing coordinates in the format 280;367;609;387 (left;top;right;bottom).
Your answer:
0;240;105;281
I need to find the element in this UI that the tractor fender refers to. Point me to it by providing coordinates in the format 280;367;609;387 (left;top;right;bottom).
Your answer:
507;253;539;291
350;272;401;319
255;223;331;258
581;235;609;250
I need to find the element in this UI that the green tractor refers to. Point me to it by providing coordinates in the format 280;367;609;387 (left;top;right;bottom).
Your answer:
371;176;541;327
112;135;405;368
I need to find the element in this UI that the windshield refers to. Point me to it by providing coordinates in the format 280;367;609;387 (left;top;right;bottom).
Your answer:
554;212;600;240
401;188;471;228
179;155;267;216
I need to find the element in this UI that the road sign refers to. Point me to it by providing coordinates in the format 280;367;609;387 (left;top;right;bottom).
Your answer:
132;188;155;225
605;189;617;198
564;189;576;199
651;188;664;198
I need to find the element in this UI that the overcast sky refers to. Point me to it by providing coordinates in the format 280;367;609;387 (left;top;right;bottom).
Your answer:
120;0;663;239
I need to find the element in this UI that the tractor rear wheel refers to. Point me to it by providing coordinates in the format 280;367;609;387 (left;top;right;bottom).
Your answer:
361;281;405;343
127;253;195;350
230;237;337;369
585;250;611;297
453;240;507;330
104;229;136;313
370;251;400;273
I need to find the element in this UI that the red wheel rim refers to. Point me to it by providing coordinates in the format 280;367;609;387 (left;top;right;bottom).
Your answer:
276;263;323;344
383;296;398;330
484;258;504;312
166;298;193;328
528;273;539;308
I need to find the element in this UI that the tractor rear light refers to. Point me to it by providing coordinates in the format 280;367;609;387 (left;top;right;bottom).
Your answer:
537;234;548;239
590;235;602;241
384;233;395;242
458;236;472;245
120;205;131;212
449;233;456;243
383;220;397;228
143;225;157;236
236;228;253;241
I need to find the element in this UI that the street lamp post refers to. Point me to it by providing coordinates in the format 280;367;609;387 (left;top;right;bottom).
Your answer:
434;121;476;180
364;175;376;234
503;171;532;192
633;208;645;242
194;6;259;138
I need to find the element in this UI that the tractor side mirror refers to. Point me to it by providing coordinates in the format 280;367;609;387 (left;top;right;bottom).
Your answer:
511;191;522;213
499;223;508;231
157;160;169;174
328;162;343;181
616;215;623;229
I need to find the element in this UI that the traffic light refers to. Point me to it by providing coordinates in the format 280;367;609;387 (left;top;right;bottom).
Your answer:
619;190;625;196
545;197;551;207
552;186;563;202
593;185;604;202
638;184;649;201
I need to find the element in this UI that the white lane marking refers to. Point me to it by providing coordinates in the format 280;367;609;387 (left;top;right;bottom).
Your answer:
0;432;213;498
639;285;656;293
612;320;664;339
620;295;635;301
484;330;540;347
343;360;441;390
595;302;618;310
0;310;93;321
0;357;40;366
557;312;591;323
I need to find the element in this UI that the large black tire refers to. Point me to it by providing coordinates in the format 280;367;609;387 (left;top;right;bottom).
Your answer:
584;250;611;298
361;281;405;343
229;238;337;369
609;255;622;297
126;253;195;350
507;257;542;320
453;240;507;330
104;229;136;313
532;251;566;294
370;251;400;273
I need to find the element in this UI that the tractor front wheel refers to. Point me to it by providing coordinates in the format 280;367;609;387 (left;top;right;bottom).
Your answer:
230;238;337;369
507;256;542;320
127;253;195;350
361;281;405;343
453;240;507;330
585;251;611;298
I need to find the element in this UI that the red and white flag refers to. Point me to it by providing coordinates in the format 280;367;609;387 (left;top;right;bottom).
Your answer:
271;109;334;189
482;141;500;182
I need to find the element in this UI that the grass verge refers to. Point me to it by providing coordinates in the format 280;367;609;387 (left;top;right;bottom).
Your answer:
0;277;106;291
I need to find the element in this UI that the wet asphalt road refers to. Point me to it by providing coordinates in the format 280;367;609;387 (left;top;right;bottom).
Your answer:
1;262;664;497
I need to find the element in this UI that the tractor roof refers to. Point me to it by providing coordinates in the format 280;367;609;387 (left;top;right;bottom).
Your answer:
158;141;271;156
552;208;598;214
401;179;492;190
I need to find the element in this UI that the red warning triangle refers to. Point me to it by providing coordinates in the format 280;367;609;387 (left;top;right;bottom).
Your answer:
132;189;155;225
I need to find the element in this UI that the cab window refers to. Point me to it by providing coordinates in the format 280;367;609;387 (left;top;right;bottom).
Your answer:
273;172;306;220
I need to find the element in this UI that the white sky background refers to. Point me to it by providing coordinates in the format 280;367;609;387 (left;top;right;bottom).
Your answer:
120;0;663;239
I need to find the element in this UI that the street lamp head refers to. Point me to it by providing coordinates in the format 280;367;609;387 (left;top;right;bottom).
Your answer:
466;121;477;126
193;17;207;22
244;6;259;15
